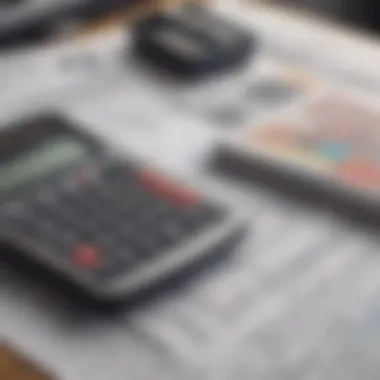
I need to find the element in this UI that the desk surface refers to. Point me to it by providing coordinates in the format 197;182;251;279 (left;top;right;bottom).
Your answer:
1;1;380;379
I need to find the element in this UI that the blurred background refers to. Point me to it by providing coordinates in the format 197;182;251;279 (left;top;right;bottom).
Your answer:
269;0;380;31
0;0;378;51
0;0;380;379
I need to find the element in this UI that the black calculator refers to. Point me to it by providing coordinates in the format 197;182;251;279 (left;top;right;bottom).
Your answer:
0;114;245;302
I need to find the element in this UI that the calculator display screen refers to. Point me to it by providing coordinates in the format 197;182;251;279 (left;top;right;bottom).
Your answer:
0;136;89;195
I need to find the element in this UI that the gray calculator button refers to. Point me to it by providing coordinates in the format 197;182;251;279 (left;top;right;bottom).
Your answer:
0;202;26;218
162;223;185;241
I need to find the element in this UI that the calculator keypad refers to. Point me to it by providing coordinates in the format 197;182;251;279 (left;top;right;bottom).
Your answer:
0;160;222;281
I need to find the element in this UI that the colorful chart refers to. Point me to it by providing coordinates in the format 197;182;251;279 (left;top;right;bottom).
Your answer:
247;94;380;190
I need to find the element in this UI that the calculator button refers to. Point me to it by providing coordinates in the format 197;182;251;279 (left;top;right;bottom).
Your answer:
139;170;172;193
35;188;57;204
138;211;158;226
161;223;186;242
103;161;134;179
0;204;26;227
144;235;165;252
55;231;78;248
51;211;79;231
94;234;115;248
139;170;199;206
72;244;101;269
171;188;199;207
116;249;136;265
184;205;221;225
73;167;97;185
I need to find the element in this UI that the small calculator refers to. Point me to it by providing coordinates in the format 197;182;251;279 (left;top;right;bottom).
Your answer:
0;114;245;302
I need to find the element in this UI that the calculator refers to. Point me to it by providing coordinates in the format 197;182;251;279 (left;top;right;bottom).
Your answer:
0;114;245;302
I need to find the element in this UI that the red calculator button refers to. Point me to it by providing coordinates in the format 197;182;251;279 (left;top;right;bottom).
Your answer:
139;170;199;206
139;170;170;195
72;244;100;268
171;187;199;206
